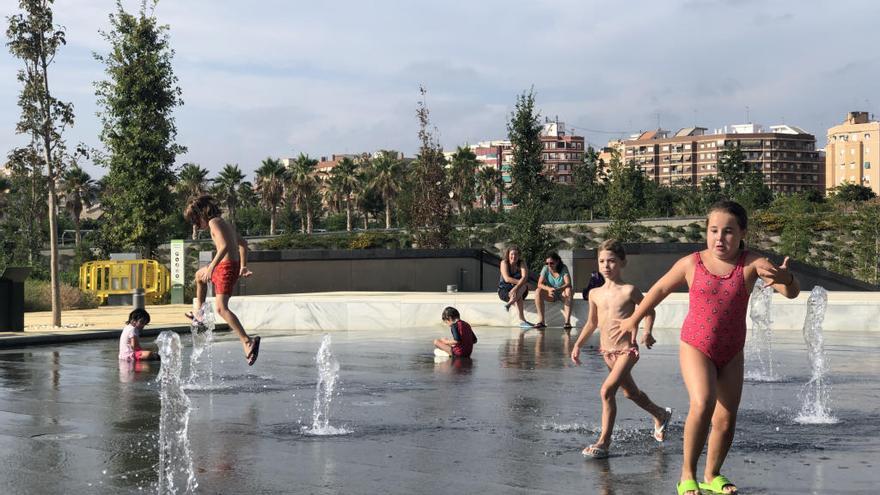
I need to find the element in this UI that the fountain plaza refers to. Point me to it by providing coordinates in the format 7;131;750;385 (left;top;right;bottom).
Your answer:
0;289;877;494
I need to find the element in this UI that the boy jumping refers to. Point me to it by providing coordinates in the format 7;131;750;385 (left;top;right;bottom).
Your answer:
185;194;260;365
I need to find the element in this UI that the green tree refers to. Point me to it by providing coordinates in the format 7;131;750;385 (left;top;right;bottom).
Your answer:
852;202;880;284
448;146;478;214
829;182;876;204
776;194;814;261
211;164;246;225
60;165;97;247
175;162;209;239
406;87;452;248
287;153;321;233
698;175;724;210
716;144;772;210
506;89;553;270
572;146;606;220
370;150;404;229
2;147;47;265
254;157;287;235
476;166;504;212
95;1;184;256
7;0;75;325
326;156;361;231
604;152;646;241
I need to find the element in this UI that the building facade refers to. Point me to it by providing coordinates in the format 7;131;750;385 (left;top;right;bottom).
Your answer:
825;111;880;194
621;123;824;194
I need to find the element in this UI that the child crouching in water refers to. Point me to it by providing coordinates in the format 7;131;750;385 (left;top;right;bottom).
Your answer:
617;201;799;495
571;239;672;459
434;307;477;358
118;309;159;362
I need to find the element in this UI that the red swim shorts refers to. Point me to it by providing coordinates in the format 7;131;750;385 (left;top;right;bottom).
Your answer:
211;260;240;295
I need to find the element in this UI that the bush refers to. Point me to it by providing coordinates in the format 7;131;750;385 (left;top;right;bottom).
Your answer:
24;279;100;312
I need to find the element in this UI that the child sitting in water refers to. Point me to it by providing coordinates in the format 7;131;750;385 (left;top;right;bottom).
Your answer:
616;200;799;495
118;309;158;361
571;239;672;459
433;307;477;358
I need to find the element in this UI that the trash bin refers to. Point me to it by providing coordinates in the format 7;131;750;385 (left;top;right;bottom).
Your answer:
0;267;31;332
132;288;145;310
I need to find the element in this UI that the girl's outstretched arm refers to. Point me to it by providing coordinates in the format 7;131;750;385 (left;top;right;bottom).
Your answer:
571;294;599;363
755;255;800;298
615;256;689;340
630;287;656;347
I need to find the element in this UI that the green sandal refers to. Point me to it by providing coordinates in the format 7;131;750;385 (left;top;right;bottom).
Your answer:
699;475;737;494
677;479;702;495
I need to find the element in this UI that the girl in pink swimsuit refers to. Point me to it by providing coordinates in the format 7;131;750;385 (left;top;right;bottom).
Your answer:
617;201;800;495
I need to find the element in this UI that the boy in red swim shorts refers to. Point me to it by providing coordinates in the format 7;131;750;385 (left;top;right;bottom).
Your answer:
185;194;261;366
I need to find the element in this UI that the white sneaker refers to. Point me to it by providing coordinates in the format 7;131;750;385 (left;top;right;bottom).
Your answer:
434;348;451;358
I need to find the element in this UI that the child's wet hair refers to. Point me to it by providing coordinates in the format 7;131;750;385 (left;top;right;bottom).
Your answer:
441;306;460;321
708;200;748;230
184;194;222;226
127;308;151;325
597;239;626;260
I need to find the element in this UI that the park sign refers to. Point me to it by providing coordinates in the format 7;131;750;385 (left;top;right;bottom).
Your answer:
170;239;185;304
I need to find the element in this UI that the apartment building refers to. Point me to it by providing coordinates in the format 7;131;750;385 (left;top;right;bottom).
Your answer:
825;111;880;193
621;123;824;194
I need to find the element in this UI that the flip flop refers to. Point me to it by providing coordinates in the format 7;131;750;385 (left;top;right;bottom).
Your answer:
504;301;514;311
246;336;261;366
699;475;737;494
519;321;533;329
654;407;673;442
184;311;195;321
677;479;702;495
563;323;573;330
533;322;546;329
581;444;609;459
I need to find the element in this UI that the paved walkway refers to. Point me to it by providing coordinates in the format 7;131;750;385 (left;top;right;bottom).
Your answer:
0;304;227;348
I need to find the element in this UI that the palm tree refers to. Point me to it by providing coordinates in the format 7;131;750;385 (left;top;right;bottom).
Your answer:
254;157;287;235
287;153;321;233
60;166;98;247
212;164;246;226
477;166;504;212
326;157;361;232
176;163;210;239
449;146;478;214
369;150;404;229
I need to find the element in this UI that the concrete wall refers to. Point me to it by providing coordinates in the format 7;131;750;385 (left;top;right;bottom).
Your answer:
569;243;877;293
230;249;502;296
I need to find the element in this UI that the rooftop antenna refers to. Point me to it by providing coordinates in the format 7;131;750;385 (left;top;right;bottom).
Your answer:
746;105;751;124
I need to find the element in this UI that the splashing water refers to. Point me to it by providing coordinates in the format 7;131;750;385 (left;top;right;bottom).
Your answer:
304;335;350;435
157;331;198;494
187;302;215;387
795;286;838;424
745;279;780;381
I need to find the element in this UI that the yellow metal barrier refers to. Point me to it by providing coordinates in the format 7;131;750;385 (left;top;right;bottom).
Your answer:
79;259;171;305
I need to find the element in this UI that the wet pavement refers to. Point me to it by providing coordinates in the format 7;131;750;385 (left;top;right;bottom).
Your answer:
0;326;876;494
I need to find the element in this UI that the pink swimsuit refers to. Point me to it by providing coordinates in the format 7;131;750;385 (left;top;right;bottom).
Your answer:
680;251;749;369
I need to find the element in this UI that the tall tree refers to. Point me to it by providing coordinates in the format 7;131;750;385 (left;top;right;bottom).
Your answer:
406;87;452;247
254;157;286;235
716;144;772;210
605;152;647;241
506;88;553;270
327;156;361;232
95;0;184;256
2;147;47;265
60;165;97;247
476;166;503;212
287;153;320;233
212;164;246;225
175;162;209;238
572;146;606;220
7;0;74;326
370;150;404;229
448;146;478;214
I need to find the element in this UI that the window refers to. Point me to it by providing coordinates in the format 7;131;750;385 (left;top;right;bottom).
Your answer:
865;133;871;140
662;145;669;151
700;143;705;149
685;144;691;150
866;162;872;169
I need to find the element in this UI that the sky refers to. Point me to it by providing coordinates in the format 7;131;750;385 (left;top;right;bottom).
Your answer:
1;0;878;179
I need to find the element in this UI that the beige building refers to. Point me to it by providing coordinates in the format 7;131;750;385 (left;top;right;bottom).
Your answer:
825;111;880;193
620;123;824;194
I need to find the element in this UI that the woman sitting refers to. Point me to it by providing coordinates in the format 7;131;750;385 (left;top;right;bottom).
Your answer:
534;252;573;329
498;245;532;329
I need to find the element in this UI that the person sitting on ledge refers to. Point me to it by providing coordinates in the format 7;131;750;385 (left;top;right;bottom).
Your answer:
534;252;573;329
498;245;532;329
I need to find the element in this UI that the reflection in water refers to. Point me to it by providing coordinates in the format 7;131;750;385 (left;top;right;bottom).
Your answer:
499;328;582;370
433;357;474;375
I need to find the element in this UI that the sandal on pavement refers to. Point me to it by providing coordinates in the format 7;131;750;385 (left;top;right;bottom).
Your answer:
677;479;702;495
654;407;673;442
699;475;737;494
581;444;609;459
